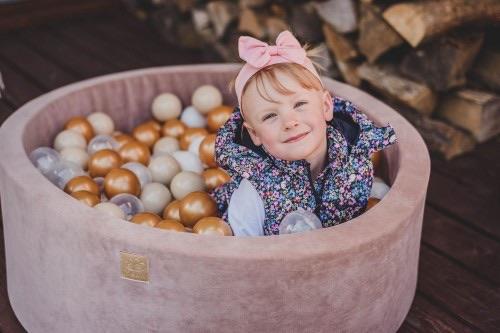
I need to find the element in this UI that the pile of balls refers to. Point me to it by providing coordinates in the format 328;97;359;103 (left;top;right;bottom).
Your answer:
29;85;234;236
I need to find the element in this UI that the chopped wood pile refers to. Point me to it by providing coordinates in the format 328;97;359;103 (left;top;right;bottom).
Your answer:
123;0;500;159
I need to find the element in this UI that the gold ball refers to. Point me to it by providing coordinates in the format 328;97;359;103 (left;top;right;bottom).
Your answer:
88;149;123;178
161;119;187;139
113;133;135;150
119;140;151;165
71;190;100;207
202;168;230;191
366;197;381;210
103;168;141;198
133;122;160;148
179;127;208;150
64;175;100;196
206;105;233;132
156;219;186;232
131;212;162;227
142;119;161;132
193;217;233;236
372;150;382;175
199;134;216;168
162;200;181;221
179;191;218;228
64;116;95;142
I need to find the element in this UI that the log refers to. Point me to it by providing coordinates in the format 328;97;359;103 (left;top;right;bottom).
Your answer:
400;31;484;91
289;2;323;43
358;63;437;115
337;60;361;87
313;0;357;34
383;0;500;47
0;71;4;99
437;89;500;142
206;0;238;39
357;2;404;63
265;16;289;42
322;23;358;62
238;8;265;39
470;48;500;93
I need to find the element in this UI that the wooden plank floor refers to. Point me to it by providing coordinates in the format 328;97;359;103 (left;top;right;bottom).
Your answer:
1;9;499;333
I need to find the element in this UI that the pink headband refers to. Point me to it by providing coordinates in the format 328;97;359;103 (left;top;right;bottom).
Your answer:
234;30;322;108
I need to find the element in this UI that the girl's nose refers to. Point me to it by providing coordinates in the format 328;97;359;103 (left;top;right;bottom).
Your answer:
283;114;299;130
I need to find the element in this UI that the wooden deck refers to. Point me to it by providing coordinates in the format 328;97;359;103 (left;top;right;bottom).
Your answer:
0;7;499;333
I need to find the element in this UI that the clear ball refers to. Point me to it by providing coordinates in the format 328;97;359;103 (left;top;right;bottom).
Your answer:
122;162;153;189
180;106;207;128
279;208;322;234
45;160;86;189
109;193;145;220
87;134;120;155
29;146;61;175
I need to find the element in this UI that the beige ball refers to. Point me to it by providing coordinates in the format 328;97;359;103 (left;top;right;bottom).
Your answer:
94;202;125;219
60;147;89;170
148;154;181;185
87;112;115;135
170;171;206;200
140;182;172;214
54;129;87;152
191;85;223;114
153;137;180;156
152;93;182;121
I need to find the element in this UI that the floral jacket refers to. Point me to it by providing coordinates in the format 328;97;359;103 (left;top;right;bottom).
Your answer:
210;96;397;235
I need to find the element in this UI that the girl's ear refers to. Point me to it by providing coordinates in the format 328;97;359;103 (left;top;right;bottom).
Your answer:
322;90;333;121
243;121;262;146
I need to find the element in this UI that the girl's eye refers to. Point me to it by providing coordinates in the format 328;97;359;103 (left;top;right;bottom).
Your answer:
262;113;276;121
294;101;307;108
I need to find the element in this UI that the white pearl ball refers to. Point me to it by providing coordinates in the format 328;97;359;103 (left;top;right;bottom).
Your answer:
94;202;125;219
148;154;181;185
153;136;180;156
171;151;204;174
60;147;89;170
140;182;172;214
370;177;391;200
54;129;87;152
191;85;223;114
87;112;115;135
188;136;204;156
152;93;182;121
180;106;207;128
170;171;206;200
122;162;153;189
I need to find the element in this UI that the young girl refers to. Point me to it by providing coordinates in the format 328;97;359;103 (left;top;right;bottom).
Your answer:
210;30;397;236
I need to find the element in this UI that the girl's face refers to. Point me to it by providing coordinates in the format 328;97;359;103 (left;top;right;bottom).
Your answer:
241;70;333;162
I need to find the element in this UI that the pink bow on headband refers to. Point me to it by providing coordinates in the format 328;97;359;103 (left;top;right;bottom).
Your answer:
238;31;307;68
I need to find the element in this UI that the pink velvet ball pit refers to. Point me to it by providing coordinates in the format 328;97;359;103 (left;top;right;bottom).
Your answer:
0;64;430;333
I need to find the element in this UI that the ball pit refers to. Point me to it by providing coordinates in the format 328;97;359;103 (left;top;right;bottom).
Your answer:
0;64;429;332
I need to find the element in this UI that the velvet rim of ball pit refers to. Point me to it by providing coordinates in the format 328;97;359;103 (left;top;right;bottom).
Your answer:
0;64;430;333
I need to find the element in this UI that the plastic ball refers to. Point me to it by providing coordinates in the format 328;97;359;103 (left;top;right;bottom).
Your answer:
152;93;182;122
70;190;100;207
132;122;160;148
162;200;181;221
64;175;100;196
155;219;186;232
87;134;120;155
170;171;206;200
29;147;61;175
60;147;89;170
179;191;218;228
279;208;322;234
193;217;233;236
140;182;172;215
171;151;204;174
366;198;381;210
86;112;115;135
199;134;216;168
180;106;207;128
118;141;151;165
191;85;223;114
206;105;233;132
161;119;186;139
121;162;153;189
142;120;162;132
113;133;135;150
153;136;180;156
372;150;382;175
103;168;141;198
88;149;123;178
148;154;181;185
109;193;145;220
64;116;94;142
370;177;390;200
179;127;208;150
188;136;204;156
54;129;87;152
45;160;86;189
202;168;230;191
130;212;162;227
94;202;125;219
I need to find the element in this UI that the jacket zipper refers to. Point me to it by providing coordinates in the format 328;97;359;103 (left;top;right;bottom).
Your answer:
306;162;322;216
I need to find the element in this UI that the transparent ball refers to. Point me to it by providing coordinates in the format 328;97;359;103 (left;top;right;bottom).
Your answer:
279;208;322;234
87;134;120;155
109;193;145;220
122;162;153;189
29;146;61;175
45;160;86;189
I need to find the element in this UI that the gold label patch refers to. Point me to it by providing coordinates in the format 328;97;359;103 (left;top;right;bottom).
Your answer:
120;251;149;282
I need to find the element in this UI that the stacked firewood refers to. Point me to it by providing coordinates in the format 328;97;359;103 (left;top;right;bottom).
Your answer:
124;0;500;159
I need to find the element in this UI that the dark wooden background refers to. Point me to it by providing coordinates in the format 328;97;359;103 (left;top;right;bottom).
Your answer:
0;2;499;332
